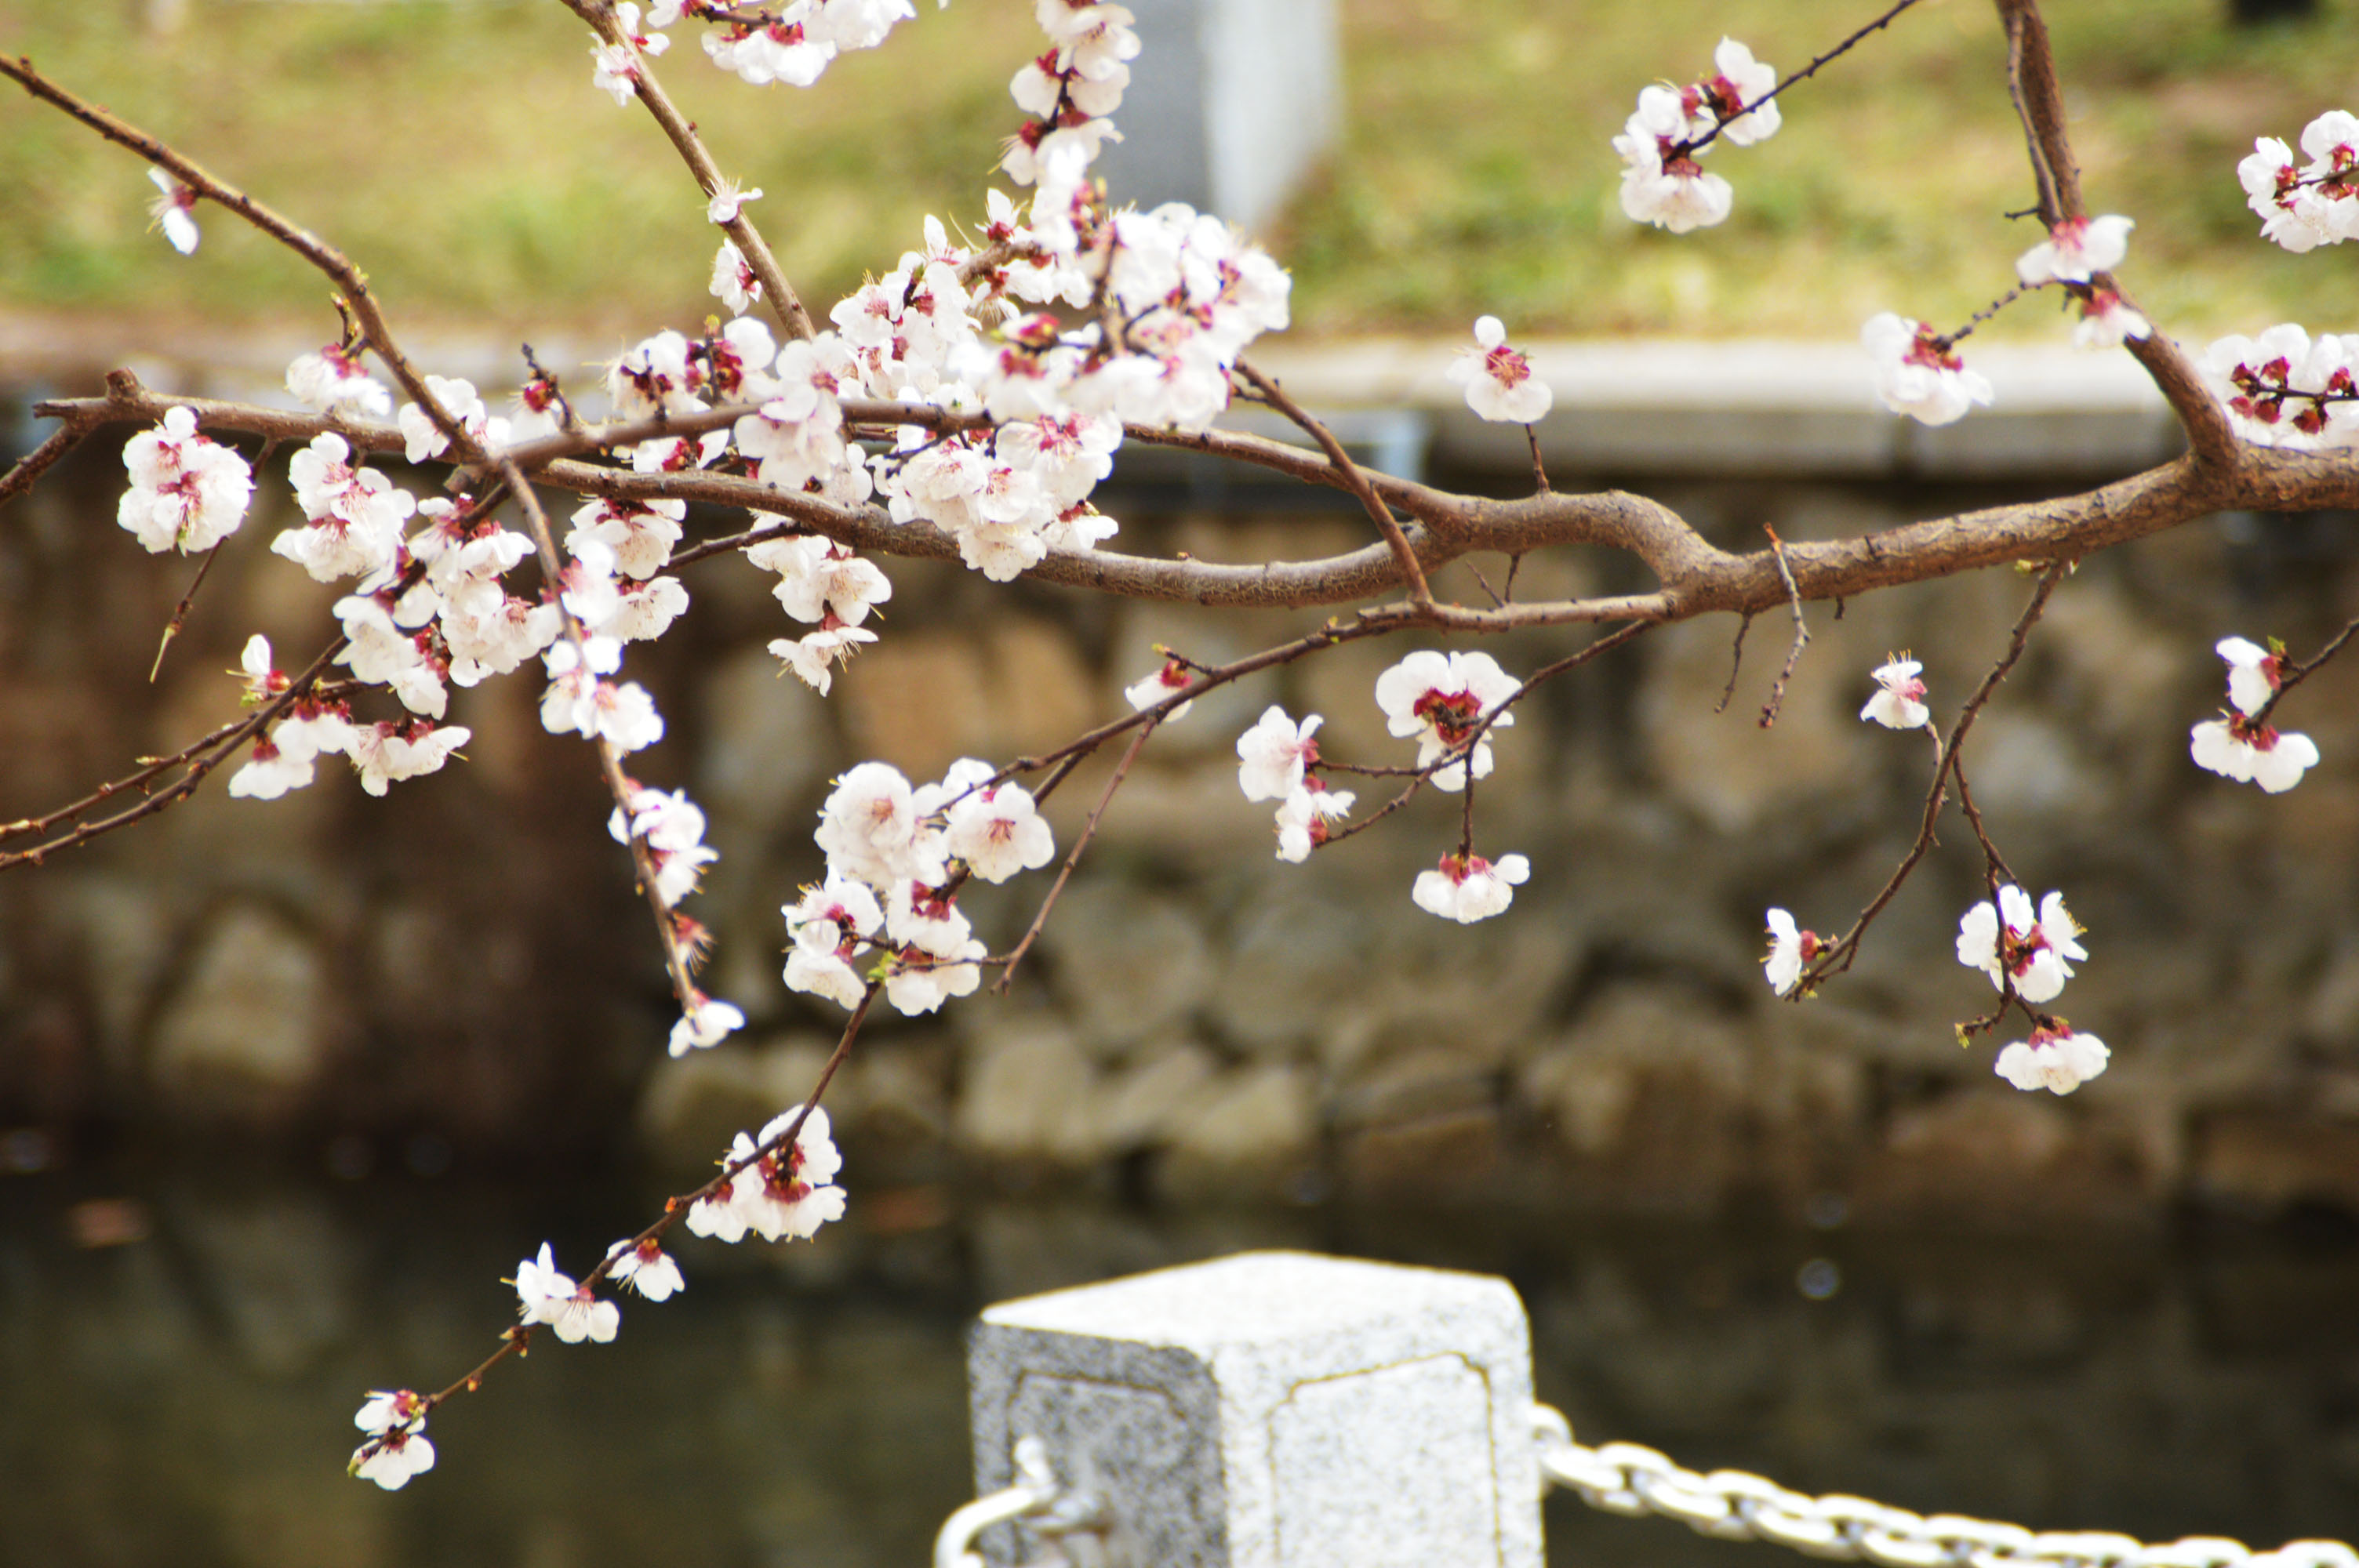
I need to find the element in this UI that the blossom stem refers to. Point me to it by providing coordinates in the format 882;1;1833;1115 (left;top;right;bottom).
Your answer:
2248;612;2359;728
1798;562;2066;991
1676;0;1928;160
148;540;227;683
557;0;814;340
498;457;702;1011
1715;612;1755;715
994;718;1158;993
1758;525;1809;728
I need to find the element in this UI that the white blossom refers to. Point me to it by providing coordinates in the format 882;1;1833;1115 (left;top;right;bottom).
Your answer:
1274;781;1353;863
667;995;744;1058
606;1238;685;1301
513;1242;619;1345
1235;706;1322;802
2191;714;2321;793
117;405;253;554
1860;656;1929;730
1373;650;1520;791
1863;314;1994;427
1447;316;1553;424
1994;1025;2110;1095
1956;884;2085;1005
147;168;198;255
2015;213;2134;287
1762;908;1821;996
1412;852;1530;924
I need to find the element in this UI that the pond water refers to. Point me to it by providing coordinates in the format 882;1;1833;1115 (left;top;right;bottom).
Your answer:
5;1154;2359;1568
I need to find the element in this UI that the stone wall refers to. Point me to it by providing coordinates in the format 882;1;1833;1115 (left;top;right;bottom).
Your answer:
5;410;2359;1226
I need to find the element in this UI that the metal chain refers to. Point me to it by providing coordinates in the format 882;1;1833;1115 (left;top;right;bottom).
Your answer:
1532;1405;2359;1568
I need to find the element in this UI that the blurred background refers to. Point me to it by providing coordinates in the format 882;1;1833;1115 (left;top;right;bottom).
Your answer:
4;1;2359;1565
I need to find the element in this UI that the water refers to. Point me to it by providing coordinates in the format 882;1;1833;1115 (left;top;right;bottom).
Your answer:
5;1156;2358;1567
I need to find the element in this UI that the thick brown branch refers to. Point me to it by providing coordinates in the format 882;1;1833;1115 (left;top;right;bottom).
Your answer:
35;387;2359;627
1992;0;2238;469
1236;360;1435;606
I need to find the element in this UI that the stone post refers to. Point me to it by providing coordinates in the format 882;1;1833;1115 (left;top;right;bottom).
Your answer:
1093;0;1341;234
965;1250;1544;1567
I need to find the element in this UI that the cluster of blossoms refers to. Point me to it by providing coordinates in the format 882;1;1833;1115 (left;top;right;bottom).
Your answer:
350;1388;434;1491
1612;38;1779;233
1226;652;1533;924
1235;706;1354;865
1766;659;2110;1095
2240;109;2359;253
115;405;253;555
228;636;471;801
2012;214;2150;349
2190;635;2321;793
745;531;892;694
784;758;1055;1016
586;1;929;97
687;1107;849;1241
2202;325;2359;450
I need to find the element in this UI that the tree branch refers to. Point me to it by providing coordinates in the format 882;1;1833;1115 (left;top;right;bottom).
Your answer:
0;54;474;461
558;0;815;340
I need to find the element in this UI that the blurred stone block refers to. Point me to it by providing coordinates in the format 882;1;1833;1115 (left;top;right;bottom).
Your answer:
1095;0;1340;233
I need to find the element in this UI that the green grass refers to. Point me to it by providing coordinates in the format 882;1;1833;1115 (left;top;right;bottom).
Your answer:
0;0;2351;343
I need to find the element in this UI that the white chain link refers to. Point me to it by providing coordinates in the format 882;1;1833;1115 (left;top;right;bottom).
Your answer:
1532;1405;2359;1568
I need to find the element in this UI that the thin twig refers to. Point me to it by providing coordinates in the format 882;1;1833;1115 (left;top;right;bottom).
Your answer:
1715;612;1754;715
2250;612;2359;728
0;419;96;509
994;720;1158;993
149;541;225;682
498;458;700;1011
1678;0;1928;158
558;0;813;340
416;983;880;1416
1759;526;1808;728
0;55;473;460
1798;562;2068;989
1235;360;1436;608
1526;425;1551;494
0;638;352;871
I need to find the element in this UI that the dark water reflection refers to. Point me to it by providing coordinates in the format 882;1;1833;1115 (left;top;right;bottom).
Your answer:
6;1158;2359;1568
